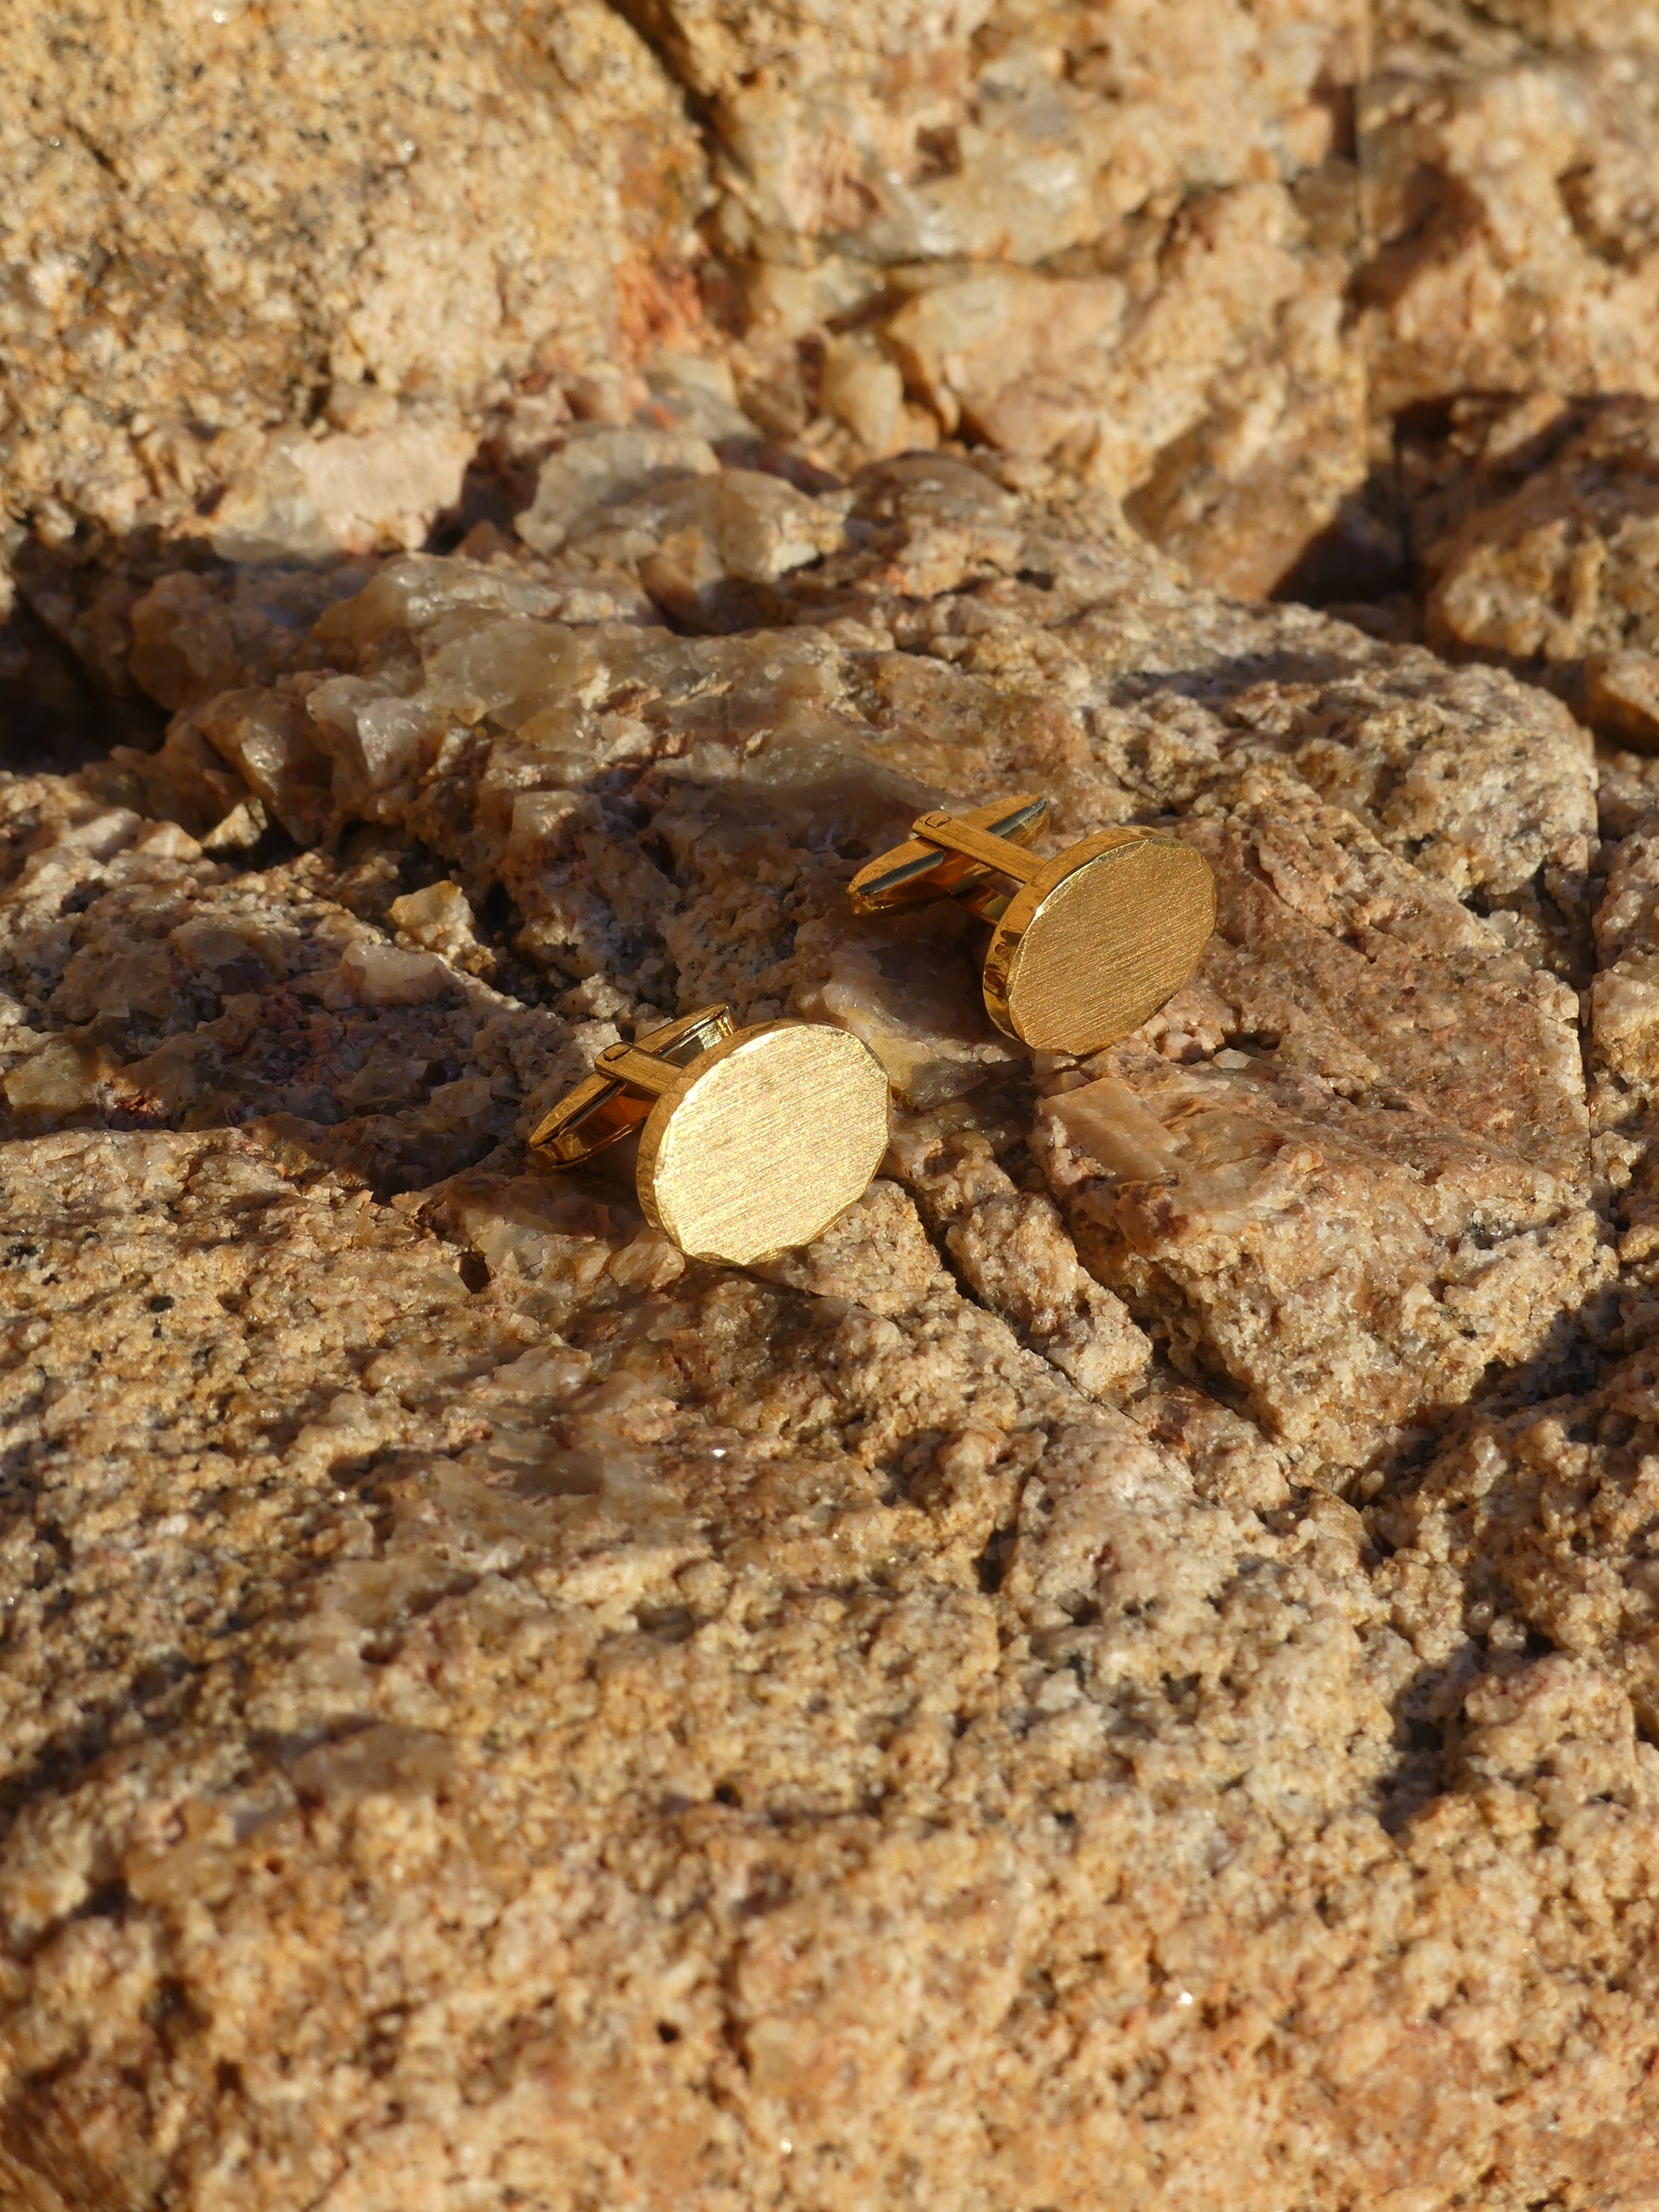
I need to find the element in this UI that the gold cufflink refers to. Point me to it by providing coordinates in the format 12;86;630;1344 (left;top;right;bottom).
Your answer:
848;793;1215;1055
527;1004;890;1266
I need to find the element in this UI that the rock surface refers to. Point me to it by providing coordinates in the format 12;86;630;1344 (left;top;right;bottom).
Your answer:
3;451;1658;2208
1405;397;1659;739
0;0;708;549
0;0;1384;612
1358;44;1659;417
8;4;1659;2207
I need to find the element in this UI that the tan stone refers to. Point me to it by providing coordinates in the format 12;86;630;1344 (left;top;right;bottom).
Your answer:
818;336;907;455
204;418;475;564
0;0;708;545
13;24;1659;2186
651;0;1365;262
517;426;721;557
126;567;373;714
1032;765;1602;1478
853;176;1367;593
604;0;1373;587
1;1100;1657;2208
60;469;1603;1469
1372;1339;1659;1745
0;769;589;1192
1581;755;1659;1256
1359;53;1659;413
0;675;1641;2204
1414;400;1659;741
1587;652;1659;752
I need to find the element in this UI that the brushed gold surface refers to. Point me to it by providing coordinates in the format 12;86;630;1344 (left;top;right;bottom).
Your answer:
638;1024;890;1266
984;833;1215;1053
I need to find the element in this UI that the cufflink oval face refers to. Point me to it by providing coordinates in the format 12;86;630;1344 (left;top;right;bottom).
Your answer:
528;1005;891;1267
848;794;1215;1056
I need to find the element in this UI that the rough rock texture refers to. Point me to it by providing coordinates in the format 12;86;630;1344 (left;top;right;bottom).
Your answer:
0;775;580;1194
9;4;1659;2206
1361;10;1659;414
7;0;1659;634
1037;765;1601;1477
0;0;708;549
0;0;1383;619
5;447;1659;2207
1397;397;1659;745
5;1112;1658;2212
639;0;1364;258
700;0;1373;592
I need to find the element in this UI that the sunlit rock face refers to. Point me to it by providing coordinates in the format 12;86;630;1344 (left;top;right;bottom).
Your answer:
29;454;1598;1468
0;0;708;550
1361;9;1659;418
6;0;1658;673
7;445;1656;2211
1405;398;1659;735
676;0;1374;592
13;7;1659;2206
0;0;1381;626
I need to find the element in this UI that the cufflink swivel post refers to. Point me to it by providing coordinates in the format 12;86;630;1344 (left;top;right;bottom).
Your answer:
528;1004;890;1267
848;793;1215;1057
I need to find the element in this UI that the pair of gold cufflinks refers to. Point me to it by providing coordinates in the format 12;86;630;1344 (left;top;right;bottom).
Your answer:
528;794;1215;1266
